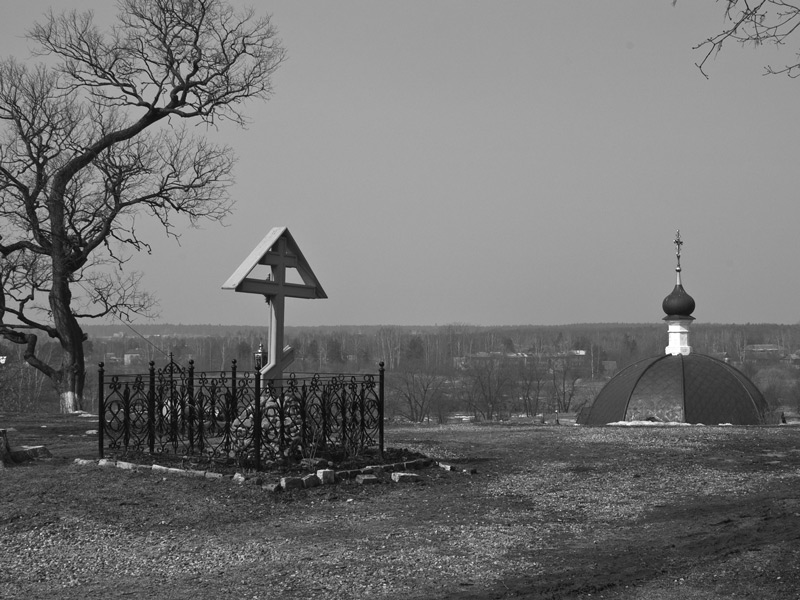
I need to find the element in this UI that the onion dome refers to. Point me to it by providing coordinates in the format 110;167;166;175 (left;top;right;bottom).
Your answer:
662;281;695;319
662;230;695;320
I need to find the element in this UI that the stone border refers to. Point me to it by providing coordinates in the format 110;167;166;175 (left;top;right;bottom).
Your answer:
73;457;478;492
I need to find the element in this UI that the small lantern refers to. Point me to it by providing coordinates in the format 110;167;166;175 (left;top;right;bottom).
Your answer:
254;343;267;371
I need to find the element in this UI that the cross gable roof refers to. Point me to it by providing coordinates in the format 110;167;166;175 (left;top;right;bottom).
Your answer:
222;226;327;299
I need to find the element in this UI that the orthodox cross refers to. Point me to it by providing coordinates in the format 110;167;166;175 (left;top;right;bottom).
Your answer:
223;227;326;383
674;229;683;271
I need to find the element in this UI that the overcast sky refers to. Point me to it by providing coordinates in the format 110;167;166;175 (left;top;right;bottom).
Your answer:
2;1;799;327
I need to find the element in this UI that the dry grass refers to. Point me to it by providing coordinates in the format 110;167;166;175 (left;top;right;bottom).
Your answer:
2;414;800;599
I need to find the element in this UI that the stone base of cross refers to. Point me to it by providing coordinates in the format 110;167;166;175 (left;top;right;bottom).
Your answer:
223;227;327;384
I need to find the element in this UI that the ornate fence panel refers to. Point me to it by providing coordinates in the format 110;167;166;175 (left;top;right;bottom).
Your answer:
99;356;384;469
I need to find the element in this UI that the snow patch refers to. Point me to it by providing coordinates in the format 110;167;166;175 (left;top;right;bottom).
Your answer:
608;421;738;427
71;411;97;418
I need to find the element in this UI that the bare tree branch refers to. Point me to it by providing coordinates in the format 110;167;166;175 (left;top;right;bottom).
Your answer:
0;0;285;411
688;0;800;78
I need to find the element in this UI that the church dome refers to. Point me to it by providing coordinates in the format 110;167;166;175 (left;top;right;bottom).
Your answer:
662;282;695;319
577;353;767;425
577;230;767;426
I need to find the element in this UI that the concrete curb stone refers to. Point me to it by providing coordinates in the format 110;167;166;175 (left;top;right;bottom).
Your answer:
302;473;320;488
391;472;421;483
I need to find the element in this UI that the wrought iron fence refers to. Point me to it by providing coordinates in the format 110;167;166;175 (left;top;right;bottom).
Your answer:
98;356;384;470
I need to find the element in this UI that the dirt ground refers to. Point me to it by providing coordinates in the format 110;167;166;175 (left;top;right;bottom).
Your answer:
2;412;800;599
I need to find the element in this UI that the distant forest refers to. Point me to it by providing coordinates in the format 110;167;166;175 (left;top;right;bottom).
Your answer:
2;322;800;417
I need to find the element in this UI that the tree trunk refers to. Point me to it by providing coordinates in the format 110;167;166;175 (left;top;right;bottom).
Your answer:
48;337;86;413
49;235;86;413
58;355;86;414
48;312;86;414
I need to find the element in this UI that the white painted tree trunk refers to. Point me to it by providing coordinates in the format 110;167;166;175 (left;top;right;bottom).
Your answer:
60;391;81;413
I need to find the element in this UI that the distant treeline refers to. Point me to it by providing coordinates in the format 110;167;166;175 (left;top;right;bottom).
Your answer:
3;322;800;415
83;321;800;373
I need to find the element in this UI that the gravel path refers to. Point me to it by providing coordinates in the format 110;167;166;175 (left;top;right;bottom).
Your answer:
3;420;800;599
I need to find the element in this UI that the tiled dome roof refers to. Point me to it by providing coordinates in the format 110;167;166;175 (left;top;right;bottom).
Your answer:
578;353;767;425
578;231;767;426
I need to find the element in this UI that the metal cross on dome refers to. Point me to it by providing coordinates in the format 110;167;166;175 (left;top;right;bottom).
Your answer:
674;229;683;271
222;227;326;382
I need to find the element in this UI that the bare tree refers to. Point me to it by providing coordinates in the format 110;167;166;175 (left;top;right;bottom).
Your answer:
690;0;800;78
388;370;448;423
550;358;579;413
0;0;285;412
517;354;545;417
463;357;516;421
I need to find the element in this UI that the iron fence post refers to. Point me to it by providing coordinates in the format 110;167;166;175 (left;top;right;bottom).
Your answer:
253;369;262;472
148;361;155;454
340;382;348;456
156;365;164;443
228;359;238;452
98;362;105;458
169;354;178;453
187;360;195;452
379;361;385;459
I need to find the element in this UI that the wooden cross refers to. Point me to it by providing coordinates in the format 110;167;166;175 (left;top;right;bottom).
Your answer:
223;227;326;383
